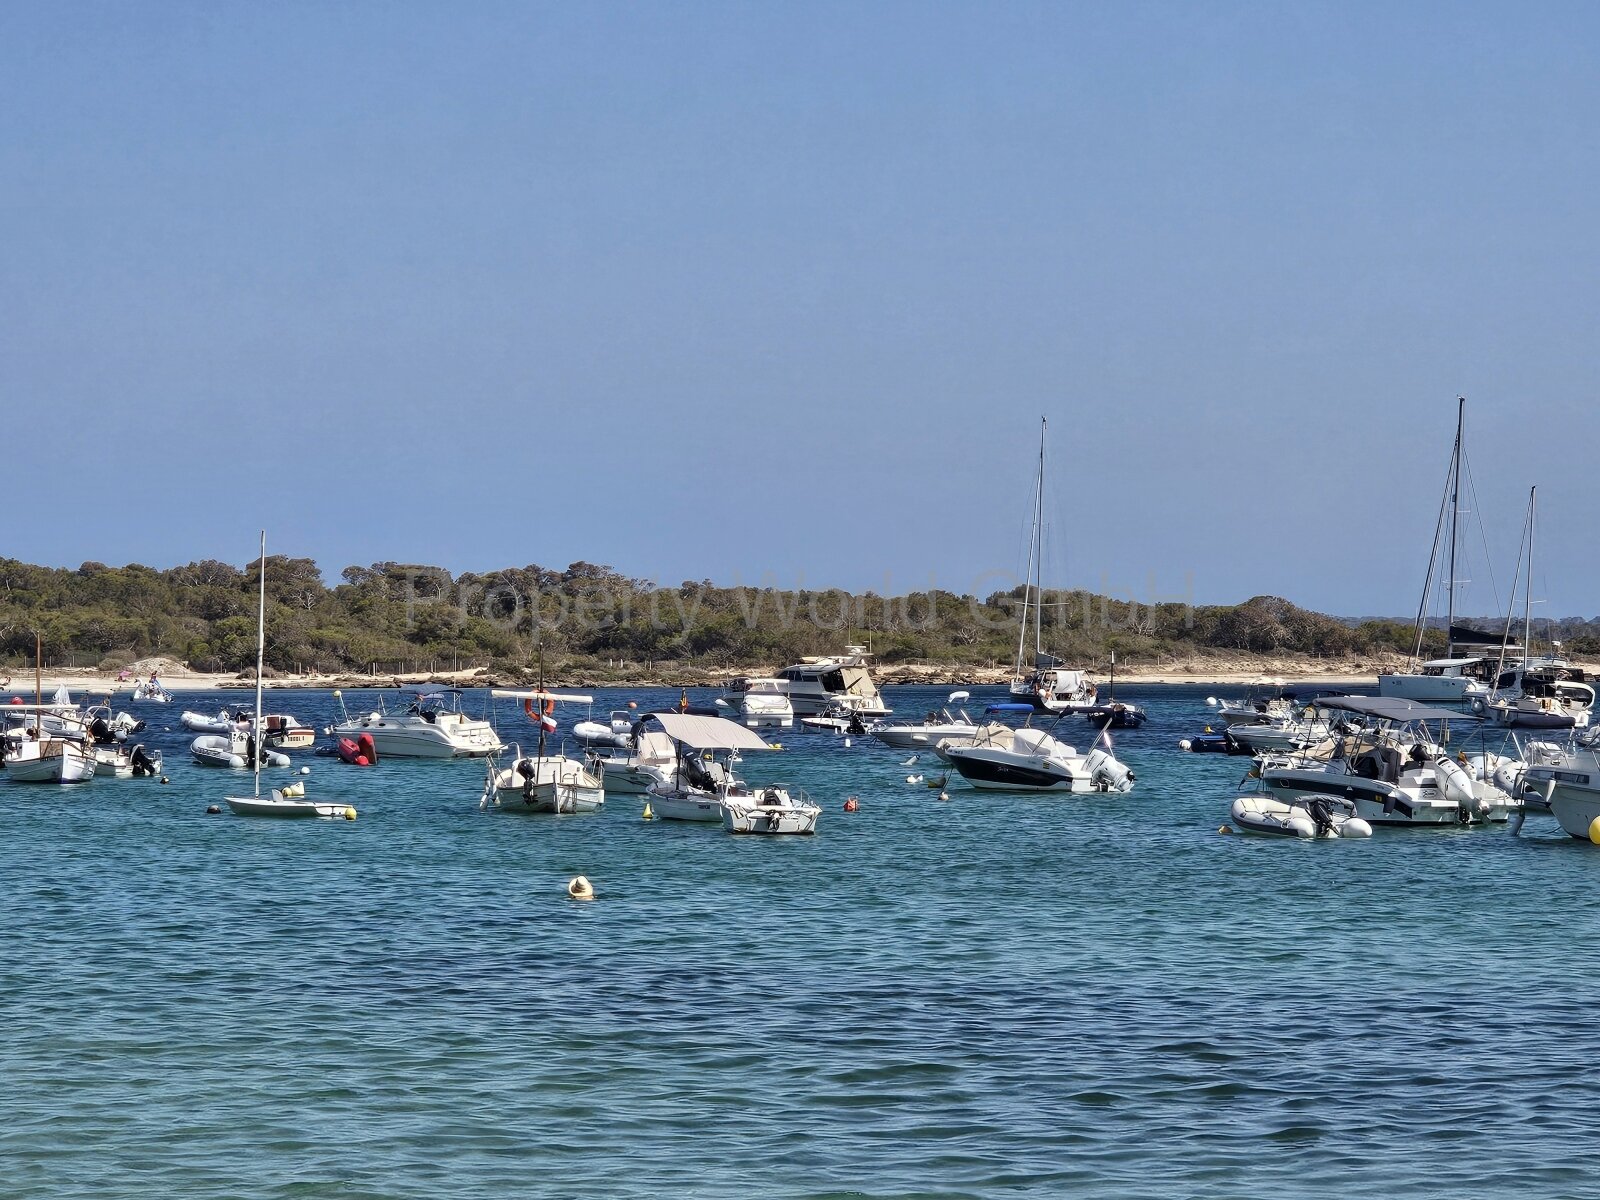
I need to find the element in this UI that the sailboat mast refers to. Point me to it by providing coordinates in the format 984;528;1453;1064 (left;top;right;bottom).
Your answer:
1015;417;1045;676
34;632;41;736
1034;417;1046;662
1524;486;1536;670
1445;396;1463;654
252;530;266;800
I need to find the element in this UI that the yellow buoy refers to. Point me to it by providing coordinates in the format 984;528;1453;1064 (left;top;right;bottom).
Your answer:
568;875;595;900
642;801;654;820
1588;816;1600;845
768;742;783;750
344;807;357;820
1219;825;1233;835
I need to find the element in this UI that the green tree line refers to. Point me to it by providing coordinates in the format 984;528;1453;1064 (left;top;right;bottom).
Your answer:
0;556;1552;675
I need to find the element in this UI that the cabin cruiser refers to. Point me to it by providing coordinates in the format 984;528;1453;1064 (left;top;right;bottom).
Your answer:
1255;695;1515;825
329;686;503;758
868;692;978;751
716;677;795;728
944;722;1134;793
727;646;887;718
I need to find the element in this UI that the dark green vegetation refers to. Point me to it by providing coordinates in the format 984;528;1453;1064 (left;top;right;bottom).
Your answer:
0;558;1585;675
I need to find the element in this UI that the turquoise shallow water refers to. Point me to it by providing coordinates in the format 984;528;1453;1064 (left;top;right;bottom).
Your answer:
3;683;1596;1199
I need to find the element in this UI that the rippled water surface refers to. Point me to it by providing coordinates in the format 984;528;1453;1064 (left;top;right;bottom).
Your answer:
3;683;1597;1198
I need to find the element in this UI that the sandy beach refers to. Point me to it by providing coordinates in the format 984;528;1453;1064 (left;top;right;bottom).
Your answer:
0;652;1492;697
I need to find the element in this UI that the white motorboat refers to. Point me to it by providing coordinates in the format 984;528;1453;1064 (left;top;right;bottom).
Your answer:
480;689;604;813
585;727;679;794
716;677;795;728
1207;678;1296;727
869;691;978;751
1257;695;1515;826
1380;656;1498;704
1224;715;1335;755
5;735;97;783
1228;794;1373;839
483;749;605;813
738;646;887;718
131;678;173;703
92;742;162;778
637;711;803;826
329;686;503;758
945;722;1134;793
1522;747;1600;839
225;532;352;820
722;786;820;835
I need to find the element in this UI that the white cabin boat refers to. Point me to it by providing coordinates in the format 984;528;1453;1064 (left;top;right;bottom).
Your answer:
725;647;887;718
945;723;1134;793
5;735;96;783
329;687;503;758
717;677;795;728
480;690;604;813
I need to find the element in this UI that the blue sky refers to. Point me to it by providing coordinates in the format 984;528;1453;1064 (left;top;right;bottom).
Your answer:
3;2;1598;617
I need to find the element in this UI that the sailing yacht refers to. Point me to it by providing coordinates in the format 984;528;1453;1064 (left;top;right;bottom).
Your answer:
1008;418;1098;714
1379;398;1514;704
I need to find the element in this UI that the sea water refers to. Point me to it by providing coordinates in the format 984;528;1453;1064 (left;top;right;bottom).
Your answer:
2;684;1595;1198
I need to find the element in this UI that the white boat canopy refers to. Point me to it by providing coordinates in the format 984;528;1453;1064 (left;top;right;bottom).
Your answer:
1312;695;1472;723
642;712;776;751
490;690;596;704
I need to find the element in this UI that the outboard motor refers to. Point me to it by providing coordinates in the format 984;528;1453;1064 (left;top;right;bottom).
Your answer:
515;758;536;799
89;716;115;745
846;712;866;737
130;745;157;777
1084;748;1134;793
1308;796;1336;838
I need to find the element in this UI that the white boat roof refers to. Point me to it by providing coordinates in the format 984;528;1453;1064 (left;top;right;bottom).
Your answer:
643;712;775;751
491;690;595;704
1422;657;1483;668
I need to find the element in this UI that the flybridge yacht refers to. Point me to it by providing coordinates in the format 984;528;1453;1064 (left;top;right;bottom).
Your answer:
723;646;888;718
329;686;503;758
716;677;795;728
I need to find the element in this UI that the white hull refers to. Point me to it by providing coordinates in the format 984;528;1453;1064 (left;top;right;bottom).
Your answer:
7;742;96;783
226;792;352;819
648;787;726;822
1549;786;1600;839
190;735;292;770
330;716;502;758
485;754;605;813
1377;674;1485;703
722;791;820;835
871;724;978;751
1229;795;1373;839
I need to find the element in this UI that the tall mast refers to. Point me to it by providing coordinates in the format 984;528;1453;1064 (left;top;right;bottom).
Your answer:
1034;416;1046;662
252;530;266;800
1445;396;1463;654
34;631;41;736
1524;486;1536;669
1014;417;1045;676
